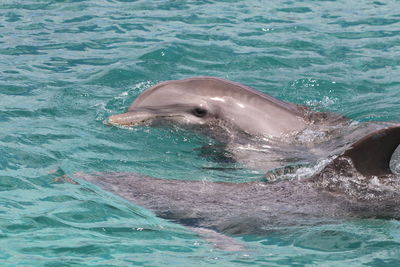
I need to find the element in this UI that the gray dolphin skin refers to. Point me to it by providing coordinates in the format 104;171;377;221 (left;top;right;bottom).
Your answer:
76;77;400;238
108;76;310;137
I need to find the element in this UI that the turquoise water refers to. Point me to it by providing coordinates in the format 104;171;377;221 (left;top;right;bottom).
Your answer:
1;0;400;265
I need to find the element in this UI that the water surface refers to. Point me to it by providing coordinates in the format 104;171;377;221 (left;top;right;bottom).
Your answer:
1;0;400;266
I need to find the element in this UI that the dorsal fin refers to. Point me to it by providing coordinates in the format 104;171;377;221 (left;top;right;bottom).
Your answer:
341;126;400;176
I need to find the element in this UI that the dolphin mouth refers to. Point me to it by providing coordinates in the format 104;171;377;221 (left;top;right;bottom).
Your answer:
107;104;194;127
107;112;146;126
107;111;183;127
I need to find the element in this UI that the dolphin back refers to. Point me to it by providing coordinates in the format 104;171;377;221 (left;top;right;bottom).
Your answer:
333;126;400;176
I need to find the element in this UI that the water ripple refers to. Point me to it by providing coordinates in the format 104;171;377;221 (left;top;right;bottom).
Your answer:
1;0;400;265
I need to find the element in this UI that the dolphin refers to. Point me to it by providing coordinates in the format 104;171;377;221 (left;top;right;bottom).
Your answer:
74;77;400;238
108;76;342;138
76;126;400;236
107;76;350;171
106;76;392;170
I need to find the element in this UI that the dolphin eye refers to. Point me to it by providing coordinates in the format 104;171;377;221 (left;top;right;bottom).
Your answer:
192;107;208;118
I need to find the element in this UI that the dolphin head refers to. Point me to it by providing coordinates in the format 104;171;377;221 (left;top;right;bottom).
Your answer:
108;77;307;138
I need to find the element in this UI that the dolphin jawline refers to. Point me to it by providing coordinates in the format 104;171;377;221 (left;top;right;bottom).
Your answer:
108;111;186;126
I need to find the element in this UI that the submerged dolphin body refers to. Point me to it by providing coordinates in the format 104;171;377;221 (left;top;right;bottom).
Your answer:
77;77;400;236
77;127;400;235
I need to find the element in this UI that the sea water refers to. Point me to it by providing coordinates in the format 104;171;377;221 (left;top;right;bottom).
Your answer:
1;0;400;266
